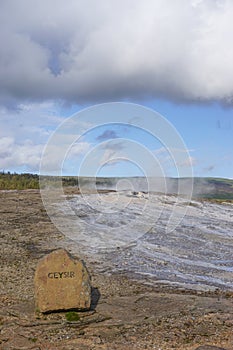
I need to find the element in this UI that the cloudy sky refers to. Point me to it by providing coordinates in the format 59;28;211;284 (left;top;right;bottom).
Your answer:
1;0;233;178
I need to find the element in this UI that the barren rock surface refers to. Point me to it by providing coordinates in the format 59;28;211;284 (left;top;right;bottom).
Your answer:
195;346;228;349
0;190;232;349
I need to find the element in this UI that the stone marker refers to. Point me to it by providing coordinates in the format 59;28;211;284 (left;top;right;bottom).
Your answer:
195;346;227;350
34;248;91;313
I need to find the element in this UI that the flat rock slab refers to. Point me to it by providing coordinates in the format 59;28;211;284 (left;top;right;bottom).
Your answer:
195;346;228;350
34;248;91;313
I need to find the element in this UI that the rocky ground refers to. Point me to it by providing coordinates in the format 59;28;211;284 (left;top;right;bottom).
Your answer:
0;190;233;350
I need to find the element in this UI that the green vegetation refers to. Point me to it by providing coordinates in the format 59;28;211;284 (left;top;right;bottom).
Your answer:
65;311;80;322
28;337;38;343
1;172;233;201
192;177;233;200
0;172;116;190
0;172;80;190
0;172;39;190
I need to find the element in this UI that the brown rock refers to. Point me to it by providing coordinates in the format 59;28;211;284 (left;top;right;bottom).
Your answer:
195;346;227;350
34;248;91;313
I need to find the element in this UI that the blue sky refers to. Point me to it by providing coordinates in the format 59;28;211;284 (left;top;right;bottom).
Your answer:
39;100;232;178
149;100;233;178
0;1;233;179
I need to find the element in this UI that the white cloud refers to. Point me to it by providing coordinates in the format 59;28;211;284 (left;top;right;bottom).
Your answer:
152;146;196;175
0;137;44;172
98;149;119;167
178;156;197;168
0;137;14;158
0;101;66;172
0;0;233;106
67;142;91;158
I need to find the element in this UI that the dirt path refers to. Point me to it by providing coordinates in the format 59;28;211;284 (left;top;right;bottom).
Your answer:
0;190;232;349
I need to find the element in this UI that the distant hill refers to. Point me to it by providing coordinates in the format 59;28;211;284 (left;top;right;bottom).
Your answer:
74;176;233;200
1;172;233;200
192;177;233;200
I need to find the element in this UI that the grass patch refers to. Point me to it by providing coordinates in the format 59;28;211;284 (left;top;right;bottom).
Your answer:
29;337;38;343
65;311;80;322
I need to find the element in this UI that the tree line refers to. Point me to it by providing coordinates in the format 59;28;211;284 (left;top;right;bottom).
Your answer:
0;172;80;190
0;172;39;190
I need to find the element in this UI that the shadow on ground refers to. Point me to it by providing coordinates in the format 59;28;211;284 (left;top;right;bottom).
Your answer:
91;287;101;310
